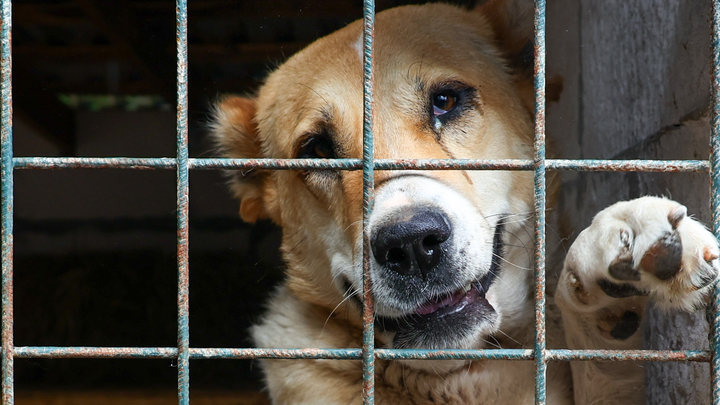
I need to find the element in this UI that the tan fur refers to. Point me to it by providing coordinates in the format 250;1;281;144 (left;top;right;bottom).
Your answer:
211;2;718;404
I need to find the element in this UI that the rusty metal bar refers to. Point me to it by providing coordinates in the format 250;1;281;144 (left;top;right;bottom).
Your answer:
711;0;720;402
0;0;11;403
13;346;713;362
547;349;710;362
11;157;712;172
532;0;547;403
175;0;190;403
361;0;376;403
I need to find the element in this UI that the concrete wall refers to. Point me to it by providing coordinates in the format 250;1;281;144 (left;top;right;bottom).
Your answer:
548;1;713;403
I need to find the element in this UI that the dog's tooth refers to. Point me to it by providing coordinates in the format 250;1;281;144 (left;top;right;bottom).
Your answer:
463;283;472;293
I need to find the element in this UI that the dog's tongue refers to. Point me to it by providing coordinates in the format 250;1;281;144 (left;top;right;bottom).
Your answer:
415;287;467;315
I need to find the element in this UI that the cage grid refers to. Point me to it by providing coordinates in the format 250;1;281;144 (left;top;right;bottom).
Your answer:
1;0;720;404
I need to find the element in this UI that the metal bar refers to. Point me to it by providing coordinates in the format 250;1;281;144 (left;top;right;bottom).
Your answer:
11;157;712;172
175;1;190;404
0;0;11;402
15;347;178;359
711;0;720;403
532;0;547;404
361;1;376;403
0;0;12;403
14;157;178;169
13;346;712;362
546;349;710;362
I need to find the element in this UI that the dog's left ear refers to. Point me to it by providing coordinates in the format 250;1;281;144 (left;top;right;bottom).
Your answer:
476;0;562;103
210;96;280;224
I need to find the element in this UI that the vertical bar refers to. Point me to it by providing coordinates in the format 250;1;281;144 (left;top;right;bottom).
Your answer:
175;1;190;404
711;1;720;403
361;0;376;404
532;0;547;404
0;1;11;404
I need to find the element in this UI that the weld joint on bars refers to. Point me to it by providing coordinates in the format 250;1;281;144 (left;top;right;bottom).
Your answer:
10;347;712;362
9;157;712;172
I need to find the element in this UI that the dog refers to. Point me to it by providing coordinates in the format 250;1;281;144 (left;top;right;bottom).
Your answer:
210;1;720;403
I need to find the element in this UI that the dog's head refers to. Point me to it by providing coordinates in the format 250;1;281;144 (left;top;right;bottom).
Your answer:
212;0;557;358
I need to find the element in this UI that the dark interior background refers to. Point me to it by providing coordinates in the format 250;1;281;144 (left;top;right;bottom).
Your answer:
10;0;481;396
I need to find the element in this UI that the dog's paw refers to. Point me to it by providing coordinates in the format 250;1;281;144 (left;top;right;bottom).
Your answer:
560;196;719;312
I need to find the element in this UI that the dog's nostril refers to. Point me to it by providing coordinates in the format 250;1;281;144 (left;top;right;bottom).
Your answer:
386;247;407;264
423;234;444;249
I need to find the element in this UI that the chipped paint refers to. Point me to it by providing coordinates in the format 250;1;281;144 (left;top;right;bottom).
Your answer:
1;0;12;404
175;1;190;404
532;1;547;404
11;157;711;172
361;1;376;404
711;0;720;403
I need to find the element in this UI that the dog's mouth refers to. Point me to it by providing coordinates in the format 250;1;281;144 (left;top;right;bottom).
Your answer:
343;218;505;349
370;219;505;349
373;268;498;349
412;270;496;317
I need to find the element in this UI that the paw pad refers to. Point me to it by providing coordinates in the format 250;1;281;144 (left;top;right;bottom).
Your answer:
597;278;647;298
639;230;682;280
609;311;641;340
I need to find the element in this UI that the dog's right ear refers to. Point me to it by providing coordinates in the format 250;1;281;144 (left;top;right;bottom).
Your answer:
211;96;279;224
477;0;563;105
476;0;534;72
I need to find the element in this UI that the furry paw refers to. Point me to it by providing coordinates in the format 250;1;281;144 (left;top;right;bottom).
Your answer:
560;196;719;312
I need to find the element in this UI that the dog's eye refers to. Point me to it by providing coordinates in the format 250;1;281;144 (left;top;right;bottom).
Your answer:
297;134;336;159
432;90;459;116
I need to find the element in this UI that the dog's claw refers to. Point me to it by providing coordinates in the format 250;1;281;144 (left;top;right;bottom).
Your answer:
704;246;719;263
668;205;687;229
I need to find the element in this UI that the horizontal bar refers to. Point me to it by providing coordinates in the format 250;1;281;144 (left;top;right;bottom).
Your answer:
15;347;177;359
377;349;532;360
14;157;177;170
12;157;711;172
13;347;710;362
547;349;710;362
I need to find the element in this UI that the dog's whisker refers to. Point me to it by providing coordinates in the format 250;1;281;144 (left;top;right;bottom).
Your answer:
491;253;532;272
343;219;364;233
320;287;360;338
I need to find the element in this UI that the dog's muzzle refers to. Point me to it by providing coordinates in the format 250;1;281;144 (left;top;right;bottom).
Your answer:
362;204;505;349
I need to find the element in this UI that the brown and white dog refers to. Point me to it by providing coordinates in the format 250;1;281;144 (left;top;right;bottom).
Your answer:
210;1;720;403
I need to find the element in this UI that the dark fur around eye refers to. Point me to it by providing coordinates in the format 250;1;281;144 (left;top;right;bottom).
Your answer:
428;83;476;129
296;133;336;159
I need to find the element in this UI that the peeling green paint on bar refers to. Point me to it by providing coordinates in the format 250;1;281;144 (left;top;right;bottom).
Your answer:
175;1;190;404
1;0;12;404
710;1;720;403
11;157;712;172
361;1;376;403
532;0;547;404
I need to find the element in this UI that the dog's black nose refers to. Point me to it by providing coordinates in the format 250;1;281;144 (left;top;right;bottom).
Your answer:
372;209;452;277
